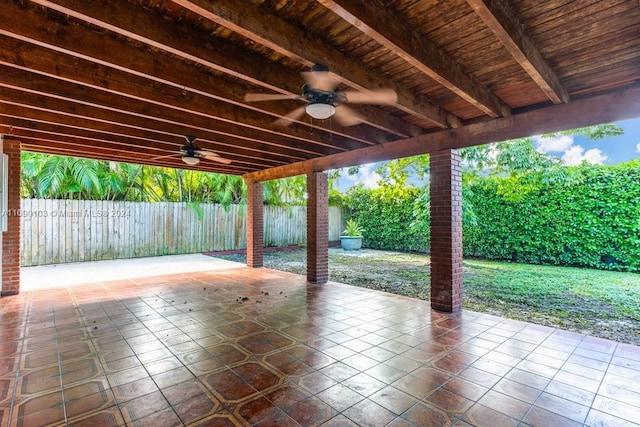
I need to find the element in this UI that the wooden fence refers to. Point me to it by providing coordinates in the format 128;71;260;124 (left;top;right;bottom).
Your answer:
20;199;344;266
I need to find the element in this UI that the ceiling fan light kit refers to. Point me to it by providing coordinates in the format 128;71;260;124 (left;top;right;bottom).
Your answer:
306;103;336;119
151;135;231;166
181;155;200;166
244;64;396;127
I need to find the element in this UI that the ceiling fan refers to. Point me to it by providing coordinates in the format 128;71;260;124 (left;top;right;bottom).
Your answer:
154;136;232;166
244;64;397;127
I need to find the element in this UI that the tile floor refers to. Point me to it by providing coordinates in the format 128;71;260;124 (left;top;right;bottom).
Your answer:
1;265;639;426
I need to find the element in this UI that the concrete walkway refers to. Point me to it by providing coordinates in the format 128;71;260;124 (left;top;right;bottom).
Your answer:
21;253;245;291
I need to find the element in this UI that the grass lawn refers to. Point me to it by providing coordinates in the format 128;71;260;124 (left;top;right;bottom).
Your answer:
462;259;640;344
216;247;640;345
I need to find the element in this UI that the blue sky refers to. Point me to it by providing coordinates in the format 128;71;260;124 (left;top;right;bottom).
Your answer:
534;118;640;166
337;118;640;191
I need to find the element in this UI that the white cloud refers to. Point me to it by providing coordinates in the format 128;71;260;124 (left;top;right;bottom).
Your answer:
535;134;608;166
358;164;381;189
636;142;640;153
534;135;574;153
339;163;380;189
562;146;608;166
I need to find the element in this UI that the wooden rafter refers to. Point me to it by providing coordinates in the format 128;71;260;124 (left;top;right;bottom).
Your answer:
0;116;280;170
169;0;456;128
466;0;569;104
0;38;374;158
23;0;419;139
0;3;393;152
0;97;306;164
318;0;511;118
6;131;244;174
244;85;640;182
0;0;637;178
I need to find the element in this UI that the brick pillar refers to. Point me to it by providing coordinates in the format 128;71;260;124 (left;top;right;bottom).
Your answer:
430;149;463;312
307;171;328;284
1;138;21;296
245;180;263;268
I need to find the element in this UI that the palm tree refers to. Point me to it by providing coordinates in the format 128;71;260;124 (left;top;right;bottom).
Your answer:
20;152;310;206
21;153;102;199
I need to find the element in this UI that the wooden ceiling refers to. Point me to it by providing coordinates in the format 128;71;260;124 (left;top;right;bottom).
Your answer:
1;0;639;180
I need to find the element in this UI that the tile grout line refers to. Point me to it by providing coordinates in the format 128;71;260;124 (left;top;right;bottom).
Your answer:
6;302;27;425
68;285;128;425
583;339;618;426
6;289;35;425
528;331;597;426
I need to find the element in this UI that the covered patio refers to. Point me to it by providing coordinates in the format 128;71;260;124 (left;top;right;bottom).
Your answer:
1;0;640;425
2;0;640;305
1;257;638;426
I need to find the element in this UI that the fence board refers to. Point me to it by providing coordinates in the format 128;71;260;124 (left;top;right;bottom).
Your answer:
20;199;344;266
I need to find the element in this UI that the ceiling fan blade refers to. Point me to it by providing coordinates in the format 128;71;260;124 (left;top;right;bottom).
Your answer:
274;106;307;127
244;93;300;102
199;150;232;164
341;88;398;105
301;71;339;92
333;105;366;127
150;153;180;161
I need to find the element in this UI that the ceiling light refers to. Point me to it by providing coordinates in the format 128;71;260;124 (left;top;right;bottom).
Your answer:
306;103;335;120
182;156;200;166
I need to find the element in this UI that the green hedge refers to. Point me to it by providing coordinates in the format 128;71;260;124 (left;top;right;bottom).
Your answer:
343;162;640;272
344;185;428;252
465;163;640;271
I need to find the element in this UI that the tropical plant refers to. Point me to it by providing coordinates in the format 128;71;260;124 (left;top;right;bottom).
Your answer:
341;218;364;237
20;152;313;206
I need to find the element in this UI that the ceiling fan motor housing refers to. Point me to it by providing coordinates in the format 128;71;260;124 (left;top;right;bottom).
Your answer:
181;144;200;157
302;83;339;105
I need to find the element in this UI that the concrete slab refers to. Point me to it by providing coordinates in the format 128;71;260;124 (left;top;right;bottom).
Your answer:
21;254;244;290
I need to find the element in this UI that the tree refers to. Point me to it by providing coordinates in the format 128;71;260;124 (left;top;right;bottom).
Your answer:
20;152;312;206
21;153;102;199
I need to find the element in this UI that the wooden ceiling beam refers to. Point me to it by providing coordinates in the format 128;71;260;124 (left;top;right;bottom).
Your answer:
170;0;455;128
0;104;290;166
22;0;416;140
0;66;353;158
318;0;511;118
244;85;640;182
0;115;277;170
0;37;377;155
21;144;241;174
465;0;569;104
4;130;244;174
0;87;313;163
0;5;375;153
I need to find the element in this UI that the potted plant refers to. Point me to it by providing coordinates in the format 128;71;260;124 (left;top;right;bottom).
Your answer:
340;218;364;251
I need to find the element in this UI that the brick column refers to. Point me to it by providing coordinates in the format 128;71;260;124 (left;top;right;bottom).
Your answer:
245;180;264;268
307;171;328;284
430;149;463;312
1;138;21;296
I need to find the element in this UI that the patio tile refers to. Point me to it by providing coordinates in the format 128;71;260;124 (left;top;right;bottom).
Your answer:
543;380;596;407
477;389;531;420
342;398;396;426
317;383;365;412
2;263;639;426
424;386;474;414
442;377;488;402
522;405;583;427
534;392;590;423
585;408;640;427
463;403;519;427
492;378;541;404
401;401;454;426
369;385;418;415
342;372;388;397
286;396;335;425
